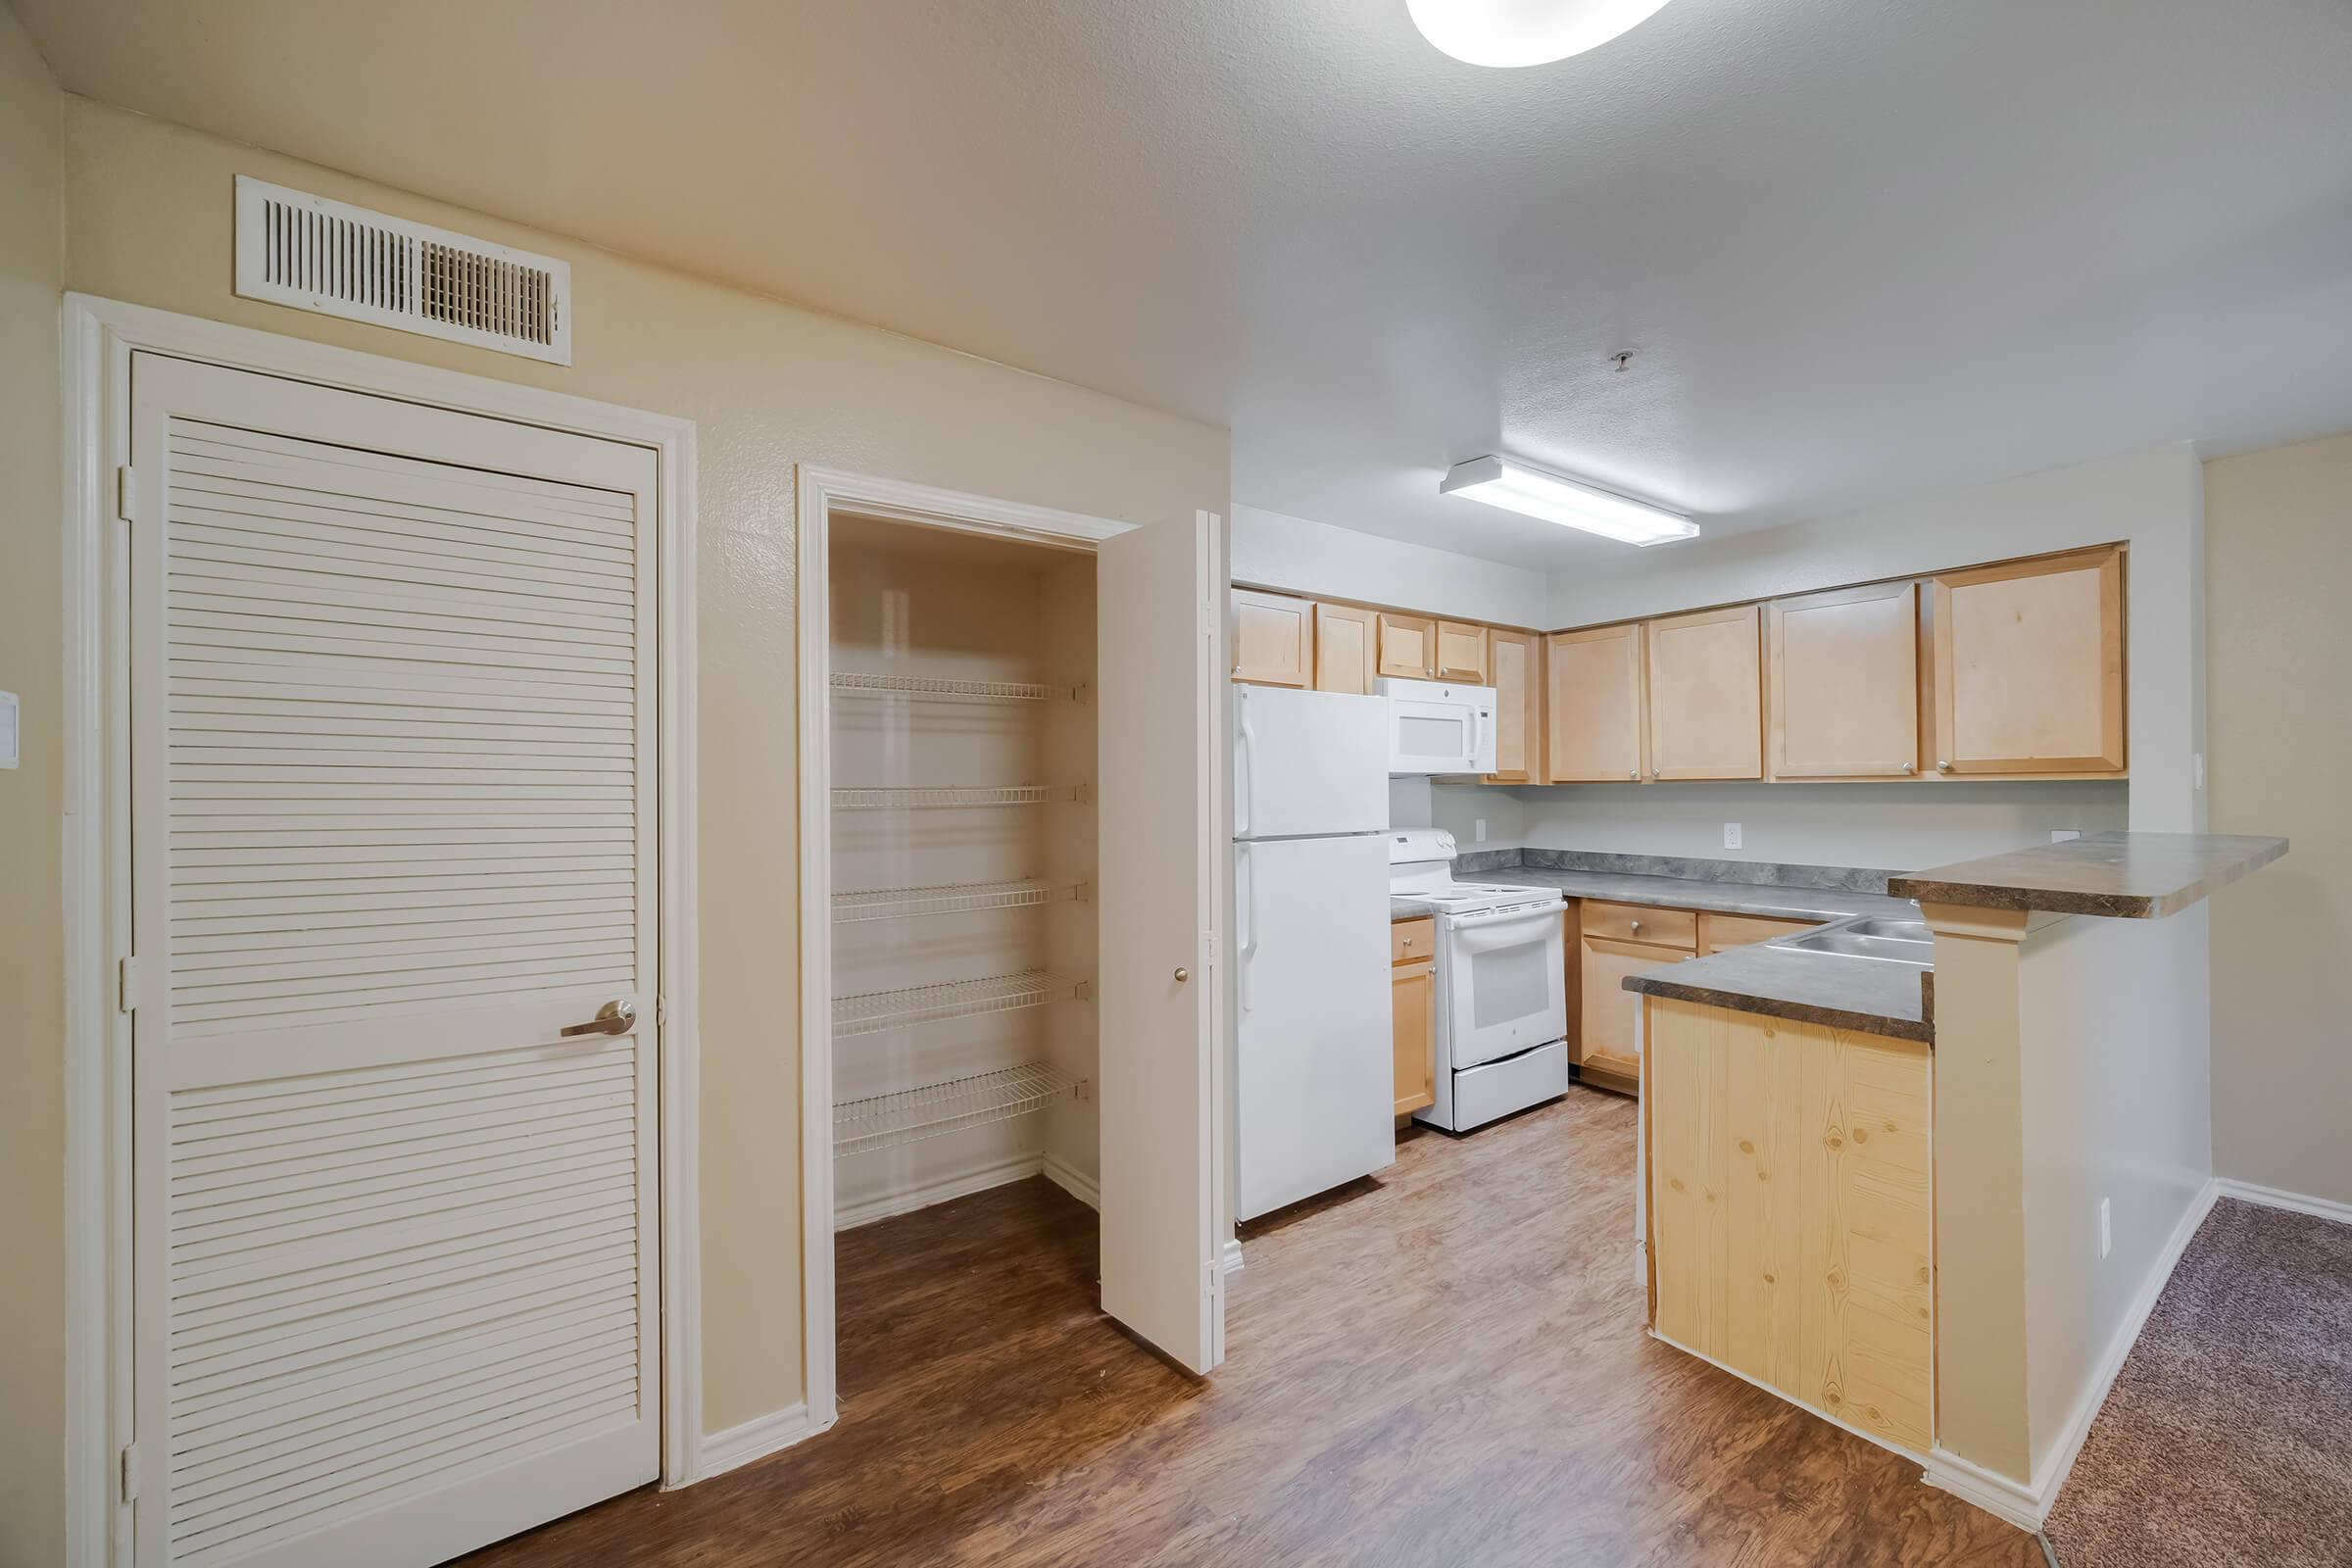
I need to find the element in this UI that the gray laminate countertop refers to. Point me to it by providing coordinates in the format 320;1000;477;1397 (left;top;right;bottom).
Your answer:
1886;831;2289;919
1617;937;1935;1045
1484;867;1920;924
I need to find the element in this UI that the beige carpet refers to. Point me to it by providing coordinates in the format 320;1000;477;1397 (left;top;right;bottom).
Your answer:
2043;1198;2352;1568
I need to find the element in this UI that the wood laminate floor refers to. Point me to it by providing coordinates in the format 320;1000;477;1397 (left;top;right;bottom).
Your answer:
460;1088;2036;1567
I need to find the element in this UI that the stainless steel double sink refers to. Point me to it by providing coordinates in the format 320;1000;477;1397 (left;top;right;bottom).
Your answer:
1771;914;1934;966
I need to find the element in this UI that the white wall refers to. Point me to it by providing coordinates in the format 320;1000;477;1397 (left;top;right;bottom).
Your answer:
1516;782;2127;871
2018;907;2213;1476
2205;433;2352;1208
1232;503;1549;626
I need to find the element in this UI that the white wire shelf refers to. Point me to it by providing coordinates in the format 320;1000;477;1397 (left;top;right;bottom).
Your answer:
832;879;1089;923
831;671;1078;704
833;1060;1078;1157
832;968;1090;1038
831;784;1083;810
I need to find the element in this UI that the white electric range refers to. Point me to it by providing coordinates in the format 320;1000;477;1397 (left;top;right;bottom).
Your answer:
1389;831;1571;1131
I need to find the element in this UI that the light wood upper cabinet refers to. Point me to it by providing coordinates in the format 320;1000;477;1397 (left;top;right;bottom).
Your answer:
1375;612;1438;679
1931;547;2125;774
1312;602;1379;695
1547;623;1646;782
1435;620;1490;683
1231;588;1312;688
1768;582;1920;779
1646;605;1763;780
1484;627;1544;784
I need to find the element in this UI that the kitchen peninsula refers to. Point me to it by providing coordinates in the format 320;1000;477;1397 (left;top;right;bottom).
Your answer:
1625;831;2287;1521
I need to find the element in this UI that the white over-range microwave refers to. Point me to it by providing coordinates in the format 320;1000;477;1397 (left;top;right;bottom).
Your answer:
1374;677;1498;775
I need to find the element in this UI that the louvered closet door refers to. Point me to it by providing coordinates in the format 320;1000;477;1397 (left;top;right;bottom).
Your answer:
126;354;661;1568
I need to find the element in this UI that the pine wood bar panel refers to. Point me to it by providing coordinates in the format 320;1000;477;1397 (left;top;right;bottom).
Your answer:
1644;997;1936;1456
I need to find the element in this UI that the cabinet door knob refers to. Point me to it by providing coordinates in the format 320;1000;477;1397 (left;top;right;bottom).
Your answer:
1936;760;1952;773
1173;967;1190;984
1903;761;1917;774
1627;768;1639;780
1630;919;1643;934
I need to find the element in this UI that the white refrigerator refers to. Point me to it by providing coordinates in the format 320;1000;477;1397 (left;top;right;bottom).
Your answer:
1232;684;1395;1222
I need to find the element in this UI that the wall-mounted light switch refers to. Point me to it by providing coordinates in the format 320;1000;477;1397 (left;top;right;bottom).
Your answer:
0;692;17;769
2099;1197;2112;1259
1723;822;1741;851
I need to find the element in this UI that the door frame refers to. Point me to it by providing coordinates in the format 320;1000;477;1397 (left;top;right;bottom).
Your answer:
794;467;1182;1429
60;295;701;1565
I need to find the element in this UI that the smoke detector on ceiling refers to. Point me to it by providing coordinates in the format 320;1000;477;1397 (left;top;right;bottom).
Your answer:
232;175;572;365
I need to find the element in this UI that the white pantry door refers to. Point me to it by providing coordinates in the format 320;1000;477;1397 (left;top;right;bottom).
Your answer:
1096;511;1226;1375
125;353;661;1567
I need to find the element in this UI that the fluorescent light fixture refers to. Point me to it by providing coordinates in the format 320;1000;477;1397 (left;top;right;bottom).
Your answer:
1407;0;1676;68
1439;455;1698;547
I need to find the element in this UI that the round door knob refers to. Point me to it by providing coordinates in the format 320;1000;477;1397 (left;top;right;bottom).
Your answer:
1936;760;1952;773
1173;967;1190;983
1630;919;1643;934
1903;761;1917;774
1628;769;1639;780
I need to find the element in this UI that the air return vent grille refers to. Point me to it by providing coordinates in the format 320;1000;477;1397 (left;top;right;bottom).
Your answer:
233;176;572;364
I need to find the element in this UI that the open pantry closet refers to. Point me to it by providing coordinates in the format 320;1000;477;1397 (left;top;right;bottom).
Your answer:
827;516;1102;1226
802;484;1230;1415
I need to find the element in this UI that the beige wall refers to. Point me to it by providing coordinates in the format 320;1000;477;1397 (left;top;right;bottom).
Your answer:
38;89;1226;1474
2206;432;2352;1208
0;10;66;1562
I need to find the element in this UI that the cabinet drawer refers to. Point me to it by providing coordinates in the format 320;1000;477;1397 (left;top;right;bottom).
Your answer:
1392;917;1436;963
1699;912;1819;954
1580;901;1695;950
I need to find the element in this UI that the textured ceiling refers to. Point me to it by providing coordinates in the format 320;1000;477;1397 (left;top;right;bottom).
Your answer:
18;0;2352;565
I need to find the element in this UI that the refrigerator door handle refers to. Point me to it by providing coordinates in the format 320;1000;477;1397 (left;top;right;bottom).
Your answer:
1236;841;1257;1010
1235;696;1257;839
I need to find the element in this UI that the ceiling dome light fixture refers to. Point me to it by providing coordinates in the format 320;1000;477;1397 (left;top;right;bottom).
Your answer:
1407;0;1675;67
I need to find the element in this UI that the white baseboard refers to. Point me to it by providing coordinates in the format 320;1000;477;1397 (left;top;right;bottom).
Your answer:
1925;1174;2222;1531
1922;1446;2046;1533
834;1152;1043;1230
1221;1236;1244;1275
2213;1176;2352;1226
683;1401;826;1485
1042;1151;1101;1210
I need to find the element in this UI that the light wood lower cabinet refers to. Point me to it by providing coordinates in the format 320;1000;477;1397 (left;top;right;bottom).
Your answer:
1231;588;1312;687
1644;997;1935;1454
1391;914;1437;1118
1697;912;1819;955
1578;935;1689;1093
1391;957;1436;1116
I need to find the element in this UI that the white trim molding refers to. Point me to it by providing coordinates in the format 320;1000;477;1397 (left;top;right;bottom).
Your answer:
1925;1175;2222;1531
689;1403;822;1485
2212;1177;2352;1226
1042;1152;1103;1212
1221;1237;1245;1276
795;466;1136;1442
59;296;703;1561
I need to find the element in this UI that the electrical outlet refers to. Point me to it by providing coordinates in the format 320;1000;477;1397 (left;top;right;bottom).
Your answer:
1724;822;1742;851
1475;818;1488;843
2098;1197;2112;1259
2051;829;2081;843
